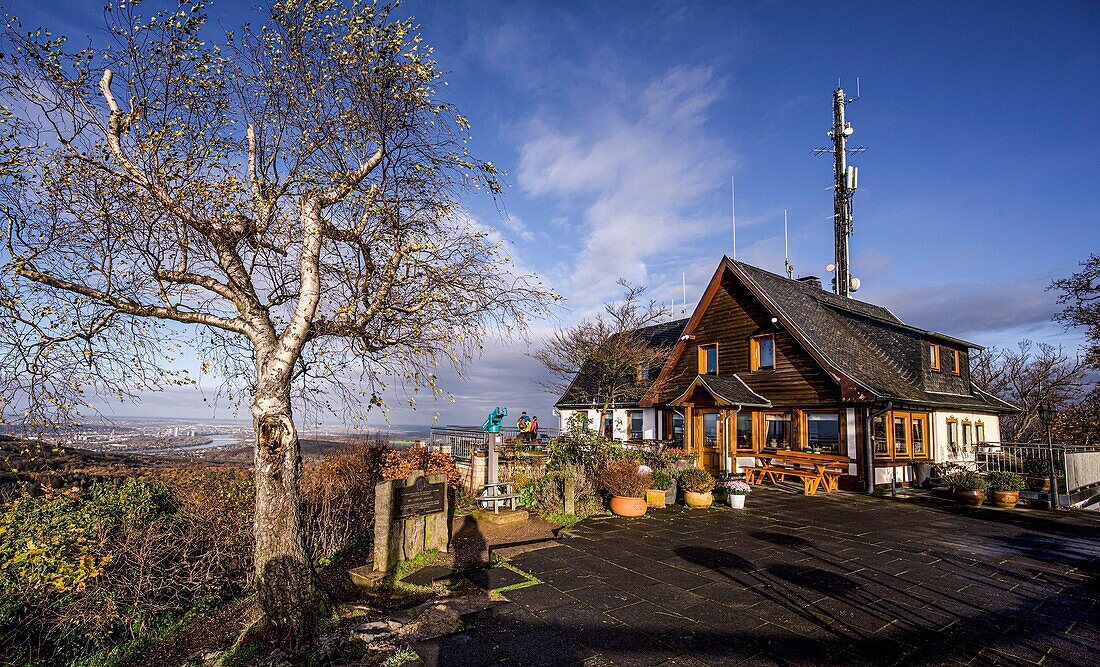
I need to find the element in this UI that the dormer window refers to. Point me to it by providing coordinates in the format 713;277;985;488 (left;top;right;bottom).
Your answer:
751;335;775;372
698;344;718;375
929;343;941;372
952;349;962;376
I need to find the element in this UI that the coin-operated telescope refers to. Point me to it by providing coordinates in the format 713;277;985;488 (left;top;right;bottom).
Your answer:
482;406;507;434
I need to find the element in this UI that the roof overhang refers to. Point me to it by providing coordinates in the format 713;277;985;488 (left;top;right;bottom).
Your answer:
669;374;772;408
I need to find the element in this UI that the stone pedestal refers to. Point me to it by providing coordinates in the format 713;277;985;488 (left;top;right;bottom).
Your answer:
374;470;450;574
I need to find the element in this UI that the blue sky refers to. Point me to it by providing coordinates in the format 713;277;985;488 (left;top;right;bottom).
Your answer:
9;1;1100;427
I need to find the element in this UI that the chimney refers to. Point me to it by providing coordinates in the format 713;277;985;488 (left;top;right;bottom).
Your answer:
797;275;823;290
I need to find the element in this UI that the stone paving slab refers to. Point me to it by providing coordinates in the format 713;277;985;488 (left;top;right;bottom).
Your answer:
410;486;1099;666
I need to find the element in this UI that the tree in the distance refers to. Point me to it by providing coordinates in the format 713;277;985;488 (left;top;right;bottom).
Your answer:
971;341;1085;442
533;280;673;430
0;1;552;640
1051;254;1100;369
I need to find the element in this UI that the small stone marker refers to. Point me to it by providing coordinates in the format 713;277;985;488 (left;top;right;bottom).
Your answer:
374;470;450;574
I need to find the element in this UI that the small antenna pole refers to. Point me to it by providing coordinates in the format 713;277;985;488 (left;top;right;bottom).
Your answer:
784;209;794;279
731;176;737;260
681;273;687;317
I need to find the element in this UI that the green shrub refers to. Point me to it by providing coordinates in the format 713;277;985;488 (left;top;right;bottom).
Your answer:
528;466;602;516
650;468;675;491
679;468;715;493
986;471;1026;492
546;415;619;475
1023;457;1053;478
953;471;988;491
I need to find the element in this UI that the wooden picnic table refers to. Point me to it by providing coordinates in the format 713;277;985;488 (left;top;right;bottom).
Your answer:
744;450;848;495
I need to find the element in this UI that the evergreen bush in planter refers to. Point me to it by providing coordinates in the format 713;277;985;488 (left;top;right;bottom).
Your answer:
1023;457;1053;492
986;471;1026;508
680;469;715;509
952;471;988;507
647;468;677;508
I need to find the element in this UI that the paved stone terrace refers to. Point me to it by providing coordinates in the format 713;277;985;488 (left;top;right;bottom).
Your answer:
411;486;1099;666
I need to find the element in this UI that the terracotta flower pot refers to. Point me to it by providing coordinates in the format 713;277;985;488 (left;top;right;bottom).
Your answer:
610;495;648;517
645;489;667;508
1026;477;1050;493
954;489;985;507
684;491;713;509
991;490;1020;509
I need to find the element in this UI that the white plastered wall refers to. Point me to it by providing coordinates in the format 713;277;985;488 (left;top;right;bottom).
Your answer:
557;407;658;440
932;409;1001;464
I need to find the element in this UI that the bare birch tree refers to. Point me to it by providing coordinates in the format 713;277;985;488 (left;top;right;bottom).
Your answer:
533;280;672;429
0;1;552;639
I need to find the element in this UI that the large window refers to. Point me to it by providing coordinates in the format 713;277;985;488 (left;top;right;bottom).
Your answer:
698;344;718;375
764;412;791;449
736;412;753;451
911;415;928;458
628;410;644;441
947;419;959;455
893;415;910;456
751;335;775;371
876;410;931;460
703;412;719;448
806;413;840;453
872;416;889;458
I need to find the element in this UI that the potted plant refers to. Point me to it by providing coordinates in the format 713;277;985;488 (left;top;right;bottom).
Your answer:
1023;457;1053;492
680;468;715;508
952;471;988;506
647;468;676;508
599;459;652;517
986;471;1026;508
662;447;698;470
720;479;752;509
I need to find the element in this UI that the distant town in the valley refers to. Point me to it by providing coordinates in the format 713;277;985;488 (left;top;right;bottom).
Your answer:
0;417;432;456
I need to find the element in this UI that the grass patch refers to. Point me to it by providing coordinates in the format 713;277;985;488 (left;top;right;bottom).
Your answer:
487;557;542;598
384;646;419;667
545;512;586;530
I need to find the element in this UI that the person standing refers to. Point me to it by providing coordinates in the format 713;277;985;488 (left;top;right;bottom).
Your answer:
530;415;539;442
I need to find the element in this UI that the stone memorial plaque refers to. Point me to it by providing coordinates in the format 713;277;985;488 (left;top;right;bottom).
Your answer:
393;476;446;519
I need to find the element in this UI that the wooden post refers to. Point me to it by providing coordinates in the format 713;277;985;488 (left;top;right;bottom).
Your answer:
564;466;576;515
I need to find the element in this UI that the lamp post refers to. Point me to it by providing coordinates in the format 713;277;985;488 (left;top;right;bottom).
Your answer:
1039;403;1058;510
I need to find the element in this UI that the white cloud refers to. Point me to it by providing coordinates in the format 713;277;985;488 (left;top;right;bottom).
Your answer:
517;66;733;309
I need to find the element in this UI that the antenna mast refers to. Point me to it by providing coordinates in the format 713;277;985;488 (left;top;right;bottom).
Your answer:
813;78;865;297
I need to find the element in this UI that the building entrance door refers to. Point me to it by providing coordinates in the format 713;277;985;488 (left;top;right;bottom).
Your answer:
696;410;724;476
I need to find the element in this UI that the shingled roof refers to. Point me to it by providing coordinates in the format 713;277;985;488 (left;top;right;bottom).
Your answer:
728;260;1015;412
555;317;690;408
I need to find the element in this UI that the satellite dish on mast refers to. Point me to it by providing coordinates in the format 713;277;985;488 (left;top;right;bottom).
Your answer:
826;263;836;272
849;277;862;292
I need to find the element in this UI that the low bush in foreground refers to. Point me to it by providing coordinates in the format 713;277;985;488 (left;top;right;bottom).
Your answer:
0;443;458;666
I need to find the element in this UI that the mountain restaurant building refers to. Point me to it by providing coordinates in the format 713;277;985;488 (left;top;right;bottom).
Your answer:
555;257;1015;490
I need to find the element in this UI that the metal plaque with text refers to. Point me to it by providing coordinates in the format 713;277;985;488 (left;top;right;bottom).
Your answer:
393;476;446;519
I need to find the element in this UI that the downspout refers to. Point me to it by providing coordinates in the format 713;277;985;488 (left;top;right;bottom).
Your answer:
864;402;893;495
723;405;743;476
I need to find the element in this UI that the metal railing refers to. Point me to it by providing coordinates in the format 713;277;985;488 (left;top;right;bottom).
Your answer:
427;427;488;463
974;442;1100;508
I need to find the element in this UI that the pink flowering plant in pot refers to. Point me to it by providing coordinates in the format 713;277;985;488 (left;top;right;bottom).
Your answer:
720;479;752;509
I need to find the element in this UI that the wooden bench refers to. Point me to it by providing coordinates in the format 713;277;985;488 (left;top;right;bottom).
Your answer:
478;482;520;512
745;466;823;495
